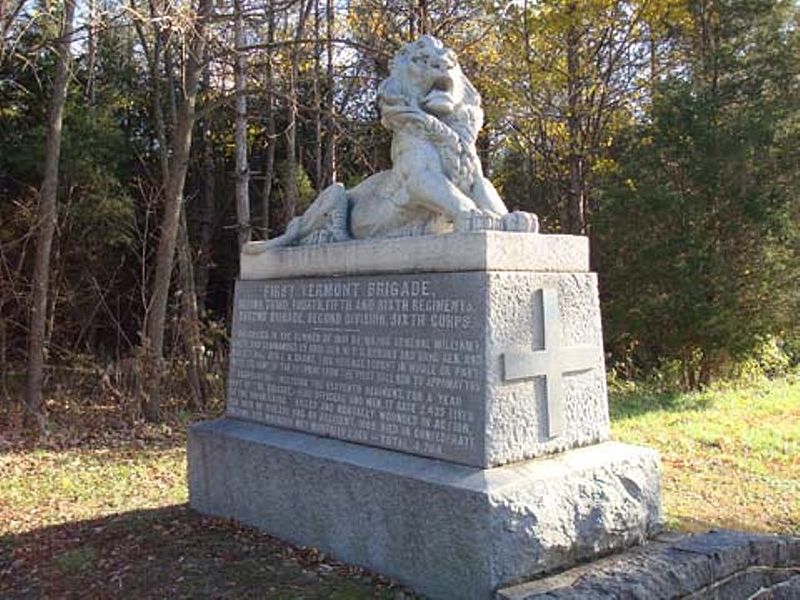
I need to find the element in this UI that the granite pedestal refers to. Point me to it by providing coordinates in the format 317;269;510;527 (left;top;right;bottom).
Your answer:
188;232;663;599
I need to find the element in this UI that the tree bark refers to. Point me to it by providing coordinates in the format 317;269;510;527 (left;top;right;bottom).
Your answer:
0;309;8;409
565;6;586;235
0;0;26;66
281;0;314;231
138;0;207;413
233;0;251;250
322;0;336;187
196;69;215;308
141;0;214;422
261;3;276;237
86;0;97;103
417;0;429;36
313;0;322;191
24;0;76;436
177;208;206;410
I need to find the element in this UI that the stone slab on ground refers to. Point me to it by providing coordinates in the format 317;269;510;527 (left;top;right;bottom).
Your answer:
226;270;609;467
241;231;589;279
188;418;662;600
497;529;800;600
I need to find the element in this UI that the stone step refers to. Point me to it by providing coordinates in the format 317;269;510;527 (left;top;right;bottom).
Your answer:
497;529;800;599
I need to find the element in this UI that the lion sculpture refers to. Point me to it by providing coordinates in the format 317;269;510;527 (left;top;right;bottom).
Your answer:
251;35;537;251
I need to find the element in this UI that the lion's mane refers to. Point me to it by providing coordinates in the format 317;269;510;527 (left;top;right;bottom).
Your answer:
376;37;484;194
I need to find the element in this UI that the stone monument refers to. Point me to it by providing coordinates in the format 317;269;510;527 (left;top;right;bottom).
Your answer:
188;36;662;599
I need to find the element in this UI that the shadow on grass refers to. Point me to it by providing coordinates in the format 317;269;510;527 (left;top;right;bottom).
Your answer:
0;505;414;600
608;387;714;421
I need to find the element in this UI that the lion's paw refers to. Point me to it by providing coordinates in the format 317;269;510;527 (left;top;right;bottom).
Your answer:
454;209;503;233
502;211;539;234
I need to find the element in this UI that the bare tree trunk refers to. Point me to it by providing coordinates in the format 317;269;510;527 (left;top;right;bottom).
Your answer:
261;3;276;237
164;40;179;139
322;0;336;186
141;0;214;422
262;103;276;237
649;27;658;91
196;69;215;308
132;0;169;418
87;0;97;103
177;209;206;410
145;4;206;411
46;236;61;350
283;115;298;230
281;0;313;228
233;0;251;250
281;0;313;229
417;0;429;35
131;0;168;182
24;0;76;436
565;7;586;235
0;308;8;409
0;0;26;66
312;0;322;191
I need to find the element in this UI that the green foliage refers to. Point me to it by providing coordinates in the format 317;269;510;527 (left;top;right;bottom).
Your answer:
2;0;799;397
58;100;137;254
594;0;800;386
0;31;138;361
294;163;317;212
484;0;684;233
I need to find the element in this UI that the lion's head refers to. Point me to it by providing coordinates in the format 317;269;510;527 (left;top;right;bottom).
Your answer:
378;36;483;142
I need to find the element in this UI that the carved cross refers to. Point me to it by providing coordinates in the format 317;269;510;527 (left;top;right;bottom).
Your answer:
502;288;597;439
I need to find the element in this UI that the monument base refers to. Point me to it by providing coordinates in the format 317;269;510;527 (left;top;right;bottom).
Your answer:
188;418;662;599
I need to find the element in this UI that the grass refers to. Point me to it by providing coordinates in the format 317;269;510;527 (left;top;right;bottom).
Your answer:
0;410;414;599
610;376;800;534
1;377;798;597
1;444;186;534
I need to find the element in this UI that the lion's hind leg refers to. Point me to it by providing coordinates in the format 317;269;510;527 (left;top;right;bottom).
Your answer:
257;183;350;249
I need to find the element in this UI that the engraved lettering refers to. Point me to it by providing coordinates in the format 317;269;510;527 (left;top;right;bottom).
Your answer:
227;274;484;463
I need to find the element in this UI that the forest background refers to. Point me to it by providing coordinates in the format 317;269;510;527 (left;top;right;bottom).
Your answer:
1;0;798;433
